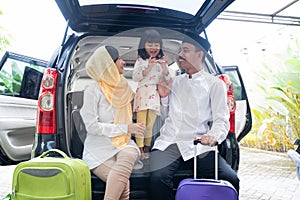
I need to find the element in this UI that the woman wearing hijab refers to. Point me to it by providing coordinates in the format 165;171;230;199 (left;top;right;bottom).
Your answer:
81;45;146;200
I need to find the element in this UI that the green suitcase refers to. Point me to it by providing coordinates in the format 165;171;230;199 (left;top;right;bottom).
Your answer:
11;149;91;200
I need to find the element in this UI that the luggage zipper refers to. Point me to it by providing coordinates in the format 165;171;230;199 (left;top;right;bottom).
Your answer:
12;185;16;198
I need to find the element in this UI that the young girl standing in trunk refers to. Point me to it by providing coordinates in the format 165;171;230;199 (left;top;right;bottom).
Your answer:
132;29;170;160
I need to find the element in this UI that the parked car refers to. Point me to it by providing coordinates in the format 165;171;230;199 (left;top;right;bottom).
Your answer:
0;0;252;199
0;52;47;165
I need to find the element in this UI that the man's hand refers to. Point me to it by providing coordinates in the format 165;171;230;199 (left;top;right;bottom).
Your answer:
200;134;218;147
128;123;146;137
157;76;172;98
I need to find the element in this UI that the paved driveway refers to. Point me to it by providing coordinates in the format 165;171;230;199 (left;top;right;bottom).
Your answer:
0;164;15;199
239;147;300;200
0;147;299;200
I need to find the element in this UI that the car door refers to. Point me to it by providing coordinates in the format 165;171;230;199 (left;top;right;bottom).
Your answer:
222;65;252;142
0;51;47;165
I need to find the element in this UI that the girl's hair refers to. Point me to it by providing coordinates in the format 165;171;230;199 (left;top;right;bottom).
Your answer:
137;29;164;60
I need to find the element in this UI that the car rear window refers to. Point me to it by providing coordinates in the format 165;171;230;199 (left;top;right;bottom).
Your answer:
78;0;206;15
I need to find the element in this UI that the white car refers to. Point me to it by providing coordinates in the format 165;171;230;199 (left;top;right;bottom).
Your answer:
0;52;47;164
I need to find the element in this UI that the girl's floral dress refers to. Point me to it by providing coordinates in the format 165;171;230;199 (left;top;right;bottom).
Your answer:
132;58;163;115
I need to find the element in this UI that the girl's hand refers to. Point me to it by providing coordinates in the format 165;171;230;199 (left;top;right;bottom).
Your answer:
157;56;169;76
162;56;169;64
142;57;156;76
157;56;168;66
148;57;157;68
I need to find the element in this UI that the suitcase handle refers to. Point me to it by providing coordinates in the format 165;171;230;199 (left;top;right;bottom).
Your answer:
193;139;218;180
40;149;70;159
193;139;218;146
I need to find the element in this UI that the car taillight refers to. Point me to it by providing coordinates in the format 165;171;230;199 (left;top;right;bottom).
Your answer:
36;68;58;134
219;74;236;133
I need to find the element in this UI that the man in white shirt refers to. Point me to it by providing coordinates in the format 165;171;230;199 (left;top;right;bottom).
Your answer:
149;35;239;200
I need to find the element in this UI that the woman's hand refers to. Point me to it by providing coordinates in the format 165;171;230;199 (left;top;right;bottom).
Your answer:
128;123;146;137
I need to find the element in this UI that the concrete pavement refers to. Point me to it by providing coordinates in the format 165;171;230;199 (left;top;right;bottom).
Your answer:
1;147;299;200
238;147;300;200
0;164;15;200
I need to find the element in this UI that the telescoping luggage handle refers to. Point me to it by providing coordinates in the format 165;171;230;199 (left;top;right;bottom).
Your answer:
40;149;70;159
193;139;218;180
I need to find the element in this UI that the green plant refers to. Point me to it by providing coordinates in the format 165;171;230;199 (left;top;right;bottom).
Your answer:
0;10;12;53
241;38;300;152
2;193;12;200
0;61;22;95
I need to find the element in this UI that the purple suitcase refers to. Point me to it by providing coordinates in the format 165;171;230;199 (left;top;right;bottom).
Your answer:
175;140;238;200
